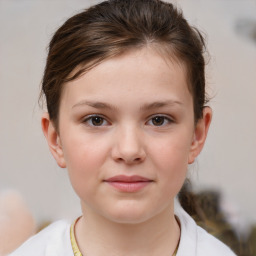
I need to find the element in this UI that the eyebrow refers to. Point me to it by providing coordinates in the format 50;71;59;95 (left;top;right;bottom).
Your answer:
72;100;182;110
140;100;183;110
72;100;117;110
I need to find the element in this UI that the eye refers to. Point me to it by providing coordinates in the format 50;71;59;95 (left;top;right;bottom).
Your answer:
147;115;172;126
83;115;109;126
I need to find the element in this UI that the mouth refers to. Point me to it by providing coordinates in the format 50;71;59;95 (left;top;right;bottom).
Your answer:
104;175;153;193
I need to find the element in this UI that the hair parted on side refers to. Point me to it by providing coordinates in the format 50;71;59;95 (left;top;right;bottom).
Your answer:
41;0;208;130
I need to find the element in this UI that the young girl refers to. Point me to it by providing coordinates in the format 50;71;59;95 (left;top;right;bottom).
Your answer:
10;0;236;255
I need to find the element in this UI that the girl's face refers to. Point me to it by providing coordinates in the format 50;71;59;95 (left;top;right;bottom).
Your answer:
42;47;211;224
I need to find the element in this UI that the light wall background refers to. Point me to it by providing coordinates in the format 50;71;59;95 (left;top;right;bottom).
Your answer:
0;0;256;232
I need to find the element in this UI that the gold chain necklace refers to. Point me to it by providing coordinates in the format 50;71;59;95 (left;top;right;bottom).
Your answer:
70;218;82;256
70;218;178;256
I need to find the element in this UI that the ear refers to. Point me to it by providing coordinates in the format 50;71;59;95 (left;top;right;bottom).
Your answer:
41;113;66;168
188;107;212;164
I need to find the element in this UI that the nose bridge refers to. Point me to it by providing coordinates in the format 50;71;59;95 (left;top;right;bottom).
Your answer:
112;122;145;164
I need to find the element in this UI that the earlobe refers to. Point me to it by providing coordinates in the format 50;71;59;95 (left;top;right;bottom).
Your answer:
41;113;66;168
188;107;212;164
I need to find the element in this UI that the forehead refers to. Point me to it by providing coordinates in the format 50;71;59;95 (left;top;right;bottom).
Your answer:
60;47;192;110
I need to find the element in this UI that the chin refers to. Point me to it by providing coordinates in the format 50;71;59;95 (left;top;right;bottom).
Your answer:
107;213;152;225
101;204;159;225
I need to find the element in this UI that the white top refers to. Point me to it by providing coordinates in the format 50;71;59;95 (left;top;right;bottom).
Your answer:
9;207;237;256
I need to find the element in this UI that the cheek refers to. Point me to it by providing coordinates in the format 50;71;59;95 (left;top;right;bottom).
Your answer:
60;132;109;196
149;132;192;193
151;133;192;167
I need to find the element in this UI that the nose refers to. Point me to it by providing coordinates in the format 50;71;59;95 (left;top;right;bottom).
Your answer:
111;125;146;165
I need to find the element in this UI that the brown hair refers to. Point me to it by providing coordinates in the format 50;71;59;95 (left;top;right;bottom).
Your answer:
41;0;208;130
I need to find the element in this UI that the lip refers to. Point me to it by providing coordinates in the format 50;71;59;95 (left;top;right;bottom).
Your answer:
104;175;153;193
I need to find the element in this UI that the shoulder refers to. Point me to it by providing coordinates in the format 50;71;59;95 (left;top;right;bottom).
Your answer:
175;204;237;256
9;220;73;256
195;225;237;256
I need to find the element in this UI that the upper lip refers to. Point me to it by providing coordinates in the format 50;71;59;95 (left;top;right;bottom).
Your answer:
104;175;153;182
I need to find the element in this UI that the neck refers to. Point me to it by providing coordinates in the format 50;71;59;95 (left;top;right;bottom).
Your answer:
75;203;180;256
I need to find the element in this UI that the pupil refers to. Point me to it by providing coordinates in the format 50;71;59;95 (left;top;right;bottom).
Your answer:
153;116;164;126
92;116;103;126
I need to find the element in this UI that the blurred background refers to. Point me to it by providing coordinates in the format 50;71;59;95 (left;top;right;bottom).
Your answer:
0;0;255;255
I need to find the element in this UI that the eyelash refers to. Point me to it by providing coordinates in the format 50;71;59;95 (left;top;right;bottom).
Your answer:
146;115;173;127
82;115;110;127
82;114;173;127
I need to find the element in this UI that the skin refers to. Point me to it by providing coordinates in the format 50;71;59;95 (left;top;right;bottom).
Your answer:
42;47;212;256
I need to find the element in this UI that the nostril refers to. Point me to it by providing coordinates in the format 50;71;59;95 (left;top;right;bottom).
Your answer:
111;136;146;164
116;158;124;163
115;156;143;164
